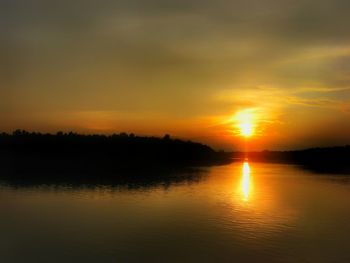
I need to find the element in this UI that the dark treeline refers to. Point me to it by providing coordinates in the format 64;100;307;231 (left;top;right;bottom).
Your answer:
236;146;350;174
1;130;350;184
0;130;232;181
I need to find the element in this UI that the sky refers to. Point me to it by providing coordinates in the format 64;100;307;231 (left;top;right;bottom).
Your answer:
1;0;350;150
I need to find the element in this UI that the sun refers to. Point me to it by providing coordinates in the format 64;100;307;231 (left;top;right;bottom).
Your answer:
233;109;256;138
240;122;253;137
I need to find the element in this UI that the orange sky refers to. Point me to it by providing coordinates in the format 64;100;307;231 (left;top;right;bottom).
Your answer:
2;0;350;150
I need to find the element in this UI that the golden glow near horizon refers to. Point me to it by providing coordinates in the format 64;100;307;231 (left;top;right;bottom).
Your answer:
241;161;251;201
3;0;350;150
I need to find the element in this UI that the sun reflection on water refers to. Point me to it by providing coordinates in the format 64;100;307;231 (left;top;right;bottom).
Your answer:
229;161;299;240
241;161;252;201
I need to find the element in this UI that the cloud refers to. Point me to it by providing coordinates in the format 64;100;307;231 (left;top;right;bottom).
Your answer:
2;0;350;149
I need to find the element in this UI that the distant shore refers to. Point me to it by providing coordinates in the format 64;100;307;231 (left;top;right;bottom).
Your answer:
1;131;350;183
0;131;232;178
234;147;350;174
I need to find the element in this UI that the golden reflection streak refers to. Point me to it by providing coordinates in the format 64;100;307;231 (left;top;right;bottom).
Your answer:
241;162;251;201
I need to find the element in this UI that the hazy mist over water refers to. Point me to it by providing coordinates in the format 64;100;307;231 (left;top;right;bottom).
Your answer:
2;162;350;263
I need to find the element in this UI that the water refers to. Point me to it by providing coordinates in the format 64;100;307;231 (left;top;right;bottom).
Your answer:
1;162;350;263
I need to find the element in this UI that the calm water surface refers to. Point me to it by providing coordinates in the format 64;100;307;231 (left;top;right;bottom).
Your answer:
1;162;350;263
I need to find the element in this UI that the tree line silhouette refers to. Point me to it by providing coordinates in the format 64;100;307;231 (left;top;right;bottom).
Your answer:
1;130;349;184
0;130;232;178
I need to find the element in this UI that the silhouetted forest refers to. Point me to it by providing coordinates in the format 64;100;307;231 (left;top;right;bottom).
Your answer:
1;130;349;185
0;130;232;182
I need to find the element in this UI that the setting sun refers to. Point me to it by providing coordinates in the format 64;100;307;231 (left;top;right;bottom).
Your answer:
234;109;256;138
240;122;253;137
